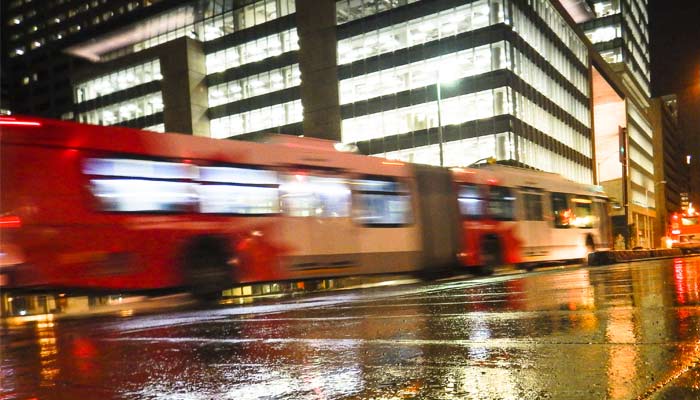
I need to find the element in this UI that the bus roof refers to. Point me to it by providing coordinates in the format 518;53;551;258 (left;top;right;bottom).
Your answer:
474;164;607;198
0;116;410;177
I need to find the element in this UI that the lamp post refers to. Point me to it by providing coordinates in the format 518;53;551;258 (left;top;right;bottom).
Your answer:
436;69;458;168
437;77;444;167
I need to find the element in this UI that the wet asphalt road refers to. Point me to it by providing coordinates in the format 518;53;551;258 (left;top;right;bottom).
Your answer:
2;257;700;400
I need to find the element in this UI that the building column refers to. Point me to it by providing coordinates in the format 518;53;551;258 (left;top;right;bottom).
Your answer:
159;37;210;136
296;0;341;141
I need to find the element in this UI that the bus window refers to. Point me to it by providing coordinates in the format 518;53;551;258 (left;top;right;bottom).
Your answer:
523;192;544;221
458;184;484;219
487;186;515;221
198;166;279;215
572;198;593;228
354;179;412;225
551;192;571;228
682;216;698;226
83;158;197;213
280;174;350;217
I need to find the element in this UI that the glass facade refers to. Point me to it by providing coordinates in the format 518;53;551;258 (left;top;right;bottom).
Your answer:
60;0;605;186
340;43;509;104
102;0;296;62
210;100;303;139
336;0;420;25
337;0;593;183
74;60;161;103
68;0;300;136
338;0;504;64
627;101;655;208
78;92;164;125
583;0;650;96
205;29;299;74
208;64;301;107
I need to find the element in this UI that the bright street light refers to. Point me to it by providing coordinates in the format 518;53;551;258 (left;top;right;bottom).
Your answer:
436;66;460;167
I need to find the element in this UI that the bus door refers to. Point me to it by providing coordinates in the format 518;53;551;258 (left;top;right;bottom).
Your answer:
277;170;360;277
519;187;550;258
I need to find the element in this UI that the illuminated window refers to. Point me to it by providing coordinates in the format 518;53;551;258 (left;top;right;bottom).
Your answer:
280;174;351;218
551;192;571;228
84;158;198;213
585;25;620;43
78;92;164;126
340;43;507;104
487;186;515;221
342;88;509;144
101;0;295;62
572;198;593;228
205;29;299;74
594;0;620;17
458;184;485;219
198;166;280;215
337;1;504;65
208;64;300;106
354;179;413;225
210;100;303;138
74;60;161;103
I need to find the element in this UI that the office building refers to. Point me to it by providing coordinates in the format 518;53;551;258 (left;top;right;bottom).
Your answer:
649;95;686;243
3;0;597;185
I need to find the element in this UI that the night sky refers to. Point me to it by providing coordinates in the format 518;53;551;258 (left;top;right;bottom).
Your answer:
650;0;700;202
650;0;700;96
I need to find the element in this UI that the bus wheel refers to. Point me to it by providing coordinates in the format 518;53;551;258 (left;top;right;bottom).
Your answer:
477;238;501;276
183;237;231;301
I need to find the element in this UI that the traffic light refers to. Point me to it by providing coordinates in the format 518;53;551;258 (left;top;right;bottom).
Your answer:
619;126;627;166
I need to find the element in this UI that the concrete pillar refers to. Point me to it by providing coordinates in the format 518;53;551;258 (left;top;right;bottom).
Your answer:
296;0;341;141
159;37;210;136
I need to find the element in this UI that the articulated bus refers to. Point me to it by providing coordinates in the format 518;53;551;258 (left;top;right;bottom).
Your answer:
0;117;609;296
669;205;700;253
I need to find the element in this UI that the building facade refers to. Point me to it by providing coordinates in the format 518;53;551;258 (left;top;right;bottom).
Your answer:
650;95;688;244
1;0;184;118
576;0;659;248
582;0;650;97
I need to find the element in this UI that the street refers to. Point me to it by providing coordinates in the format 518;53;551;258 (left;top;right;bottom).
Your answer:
2;257;699;400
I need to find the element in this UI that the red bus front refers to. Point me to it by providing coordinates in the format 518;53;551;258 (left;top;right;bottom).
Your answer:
669;207;700;253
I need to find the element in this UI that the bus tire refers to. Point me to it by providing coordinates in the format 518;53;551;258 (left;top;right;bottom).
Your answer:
183;236;231;301
477;237;501;276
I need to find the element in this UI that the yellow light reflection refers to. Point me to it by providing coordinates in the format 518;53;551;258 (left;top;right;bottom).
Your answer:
605;308;638;400
35;317;59;387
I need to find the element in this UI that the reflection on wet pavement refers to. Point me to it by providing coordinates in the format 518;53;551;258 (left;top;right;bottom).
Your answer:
2;257;700;399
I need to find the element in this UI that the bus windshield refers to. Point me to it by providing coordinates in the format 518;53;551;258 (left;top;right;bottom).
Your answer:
682;216;698;226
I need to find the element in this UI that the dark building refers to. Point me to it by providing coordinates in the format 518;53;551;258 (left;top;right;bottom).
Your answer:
650;94;686;241
1;0;193;118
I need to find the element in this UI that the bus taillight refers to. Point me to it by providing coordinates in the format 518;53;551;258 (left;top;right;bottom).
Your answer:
0;117;42;127
0;215;22;229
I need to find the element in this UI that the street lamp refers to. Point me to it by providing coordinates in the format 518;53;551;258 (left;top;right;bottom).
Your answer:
436;68;459;167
